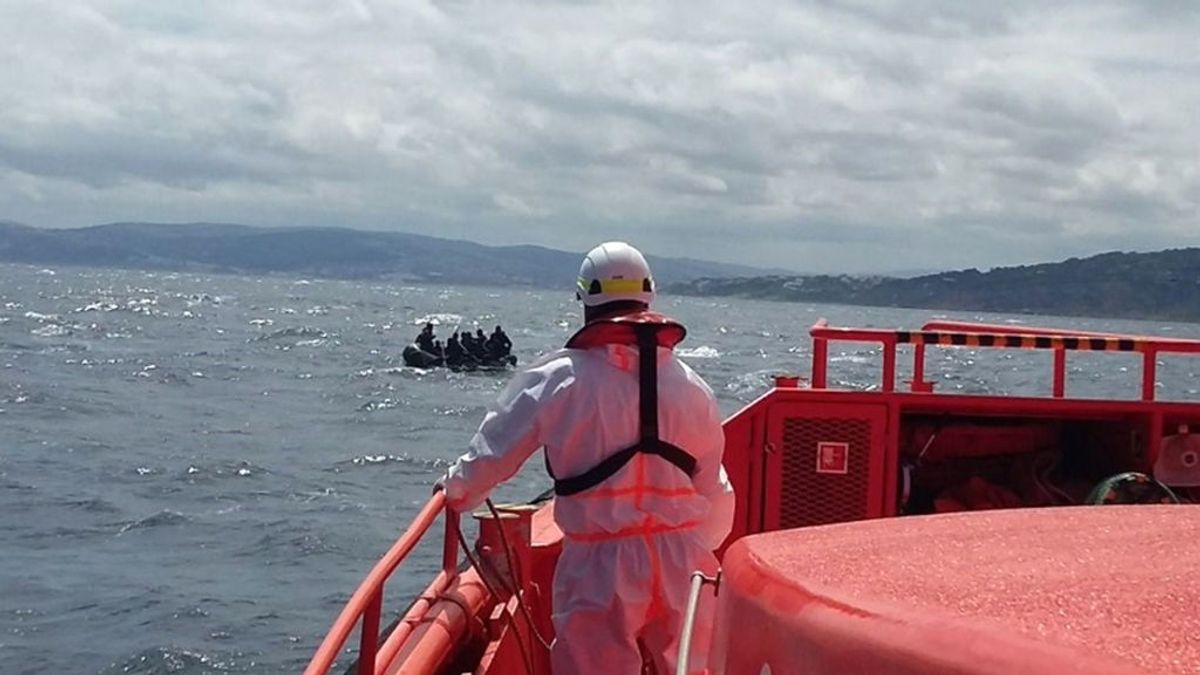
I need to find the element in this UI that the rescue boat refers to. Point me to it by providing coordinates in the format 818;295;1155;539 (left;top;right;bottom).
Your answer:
306;319;1200;675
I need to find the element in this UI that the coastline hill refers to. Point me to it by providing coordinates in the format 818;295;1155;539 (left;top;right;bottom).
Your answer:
668;249;1200;322
0;221;775;287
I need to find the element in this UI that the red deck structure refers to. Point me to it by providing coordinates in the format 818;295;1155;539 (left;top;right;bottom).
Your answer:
714;506;1200;674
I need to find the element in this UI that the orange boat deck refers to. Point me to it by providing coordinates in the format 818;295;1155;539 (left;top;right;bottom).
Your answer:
716;506;1200;674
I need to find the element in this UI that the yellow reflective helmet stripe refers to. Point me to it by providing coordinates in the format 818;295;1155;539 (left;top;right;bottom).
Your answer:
578;277;650;295
600;278;649;294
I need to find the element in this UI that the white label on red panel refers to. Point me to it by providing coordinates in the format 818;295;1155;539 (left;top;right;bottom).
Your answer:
816;441;849;475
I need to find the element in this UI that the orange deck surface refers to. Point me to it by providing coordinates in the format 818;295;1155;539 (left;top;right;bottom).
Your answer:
735;505;1200;673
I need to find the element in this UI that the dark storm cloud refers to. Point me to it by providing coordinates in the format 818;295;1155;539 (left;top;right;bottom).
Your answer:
0;0;1196;273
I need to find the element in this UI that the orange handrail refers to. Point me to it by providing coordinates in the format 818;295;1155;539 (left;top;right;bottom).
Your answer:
809;319;1200;401
920;320;1200;347
305;492;460;675
920;320;1127;339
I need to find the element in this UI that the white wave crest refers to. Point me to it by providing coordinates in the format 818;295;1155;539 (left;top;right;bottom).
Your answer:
31;324;70;337
678;346;721;359
415;313;463;326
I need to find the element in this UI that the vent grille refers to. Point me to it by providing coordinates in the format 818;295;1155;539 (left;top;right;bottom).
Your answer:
779;417;873;528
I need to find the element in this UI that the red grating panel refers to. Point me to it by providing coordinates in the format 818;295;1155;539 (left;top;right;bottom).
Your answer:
779;417;873;528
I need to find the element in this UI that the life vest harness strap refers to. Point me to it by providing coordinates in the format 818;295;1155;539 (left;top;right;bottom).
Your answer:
547;324;697;497
552;439;697;497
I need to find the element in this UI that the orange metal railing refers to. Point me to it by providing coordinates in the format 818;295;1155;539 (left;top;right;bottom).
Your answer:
810;319;1200;401
305;492;461;675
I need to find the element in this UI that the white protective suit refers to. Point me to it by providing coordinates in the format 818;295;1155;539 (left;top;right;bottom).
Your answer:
442;341;736;675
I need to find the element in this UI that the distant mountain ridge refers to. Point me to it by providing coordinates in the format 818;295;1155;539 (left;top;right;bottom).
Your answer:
0;221;775;287
668;249;1200;322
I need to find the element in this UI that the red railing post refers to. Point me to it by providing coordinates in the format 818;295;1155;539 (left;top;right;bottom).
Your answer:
812;338;828;389
882;340;897;393
1053;349;1066;398
912;344;926;392
358;591;382;675
1143;349;1158;401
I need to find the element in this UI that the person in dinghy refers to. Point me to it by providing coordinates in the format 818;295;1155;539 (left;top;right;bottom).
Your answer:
403;322;444;368
403;323;517;370
435;241;735;675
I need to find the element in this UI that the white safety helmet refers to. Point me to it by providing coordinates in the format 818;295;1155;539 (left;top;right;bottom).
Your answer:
576;241;655;307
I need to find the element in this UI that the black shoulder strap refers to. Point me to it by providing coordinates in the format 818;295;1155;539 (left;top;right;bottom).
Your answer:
634;326;696;477
548;325;696;497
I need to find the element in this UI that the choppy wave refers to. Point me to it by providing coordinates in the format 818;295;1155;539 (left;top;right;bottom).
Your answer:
100;647;247;674
250;326;331;342
358;397;405;412
415;313;463;326
678;345;721;359
176;461;267;483
32;323;73;338
249;528;337;558
432;405;476;417
2;392;34;405
123;297;162;316
830;352;877;364
75;301;120;313
1;477;36;492
184;292;224;306
380;365;442;379
334;453;451;470
62;497;121;514
724;369;779;399
118;510;192;533
133;365;198;386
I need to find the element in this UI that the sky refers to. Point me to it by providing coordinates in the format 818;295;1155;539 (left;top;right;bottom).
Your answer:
1;1;1198;274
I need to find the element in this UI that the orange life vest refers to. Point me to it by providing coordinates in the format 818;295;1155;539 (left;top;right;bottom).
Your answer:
547;311;697;496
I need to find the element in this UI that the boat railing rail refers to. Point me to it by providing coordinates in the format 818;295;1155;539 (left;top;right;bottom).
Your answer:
305;492;460;675
810;319;1200;401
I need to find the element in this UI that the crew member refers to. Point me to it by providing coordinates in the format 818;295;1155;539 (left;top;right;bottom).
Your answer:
437;241;734;675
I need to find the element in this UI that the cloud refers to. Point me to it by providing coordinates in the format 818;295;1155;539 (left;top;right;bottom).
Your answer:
0;0;1197;273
